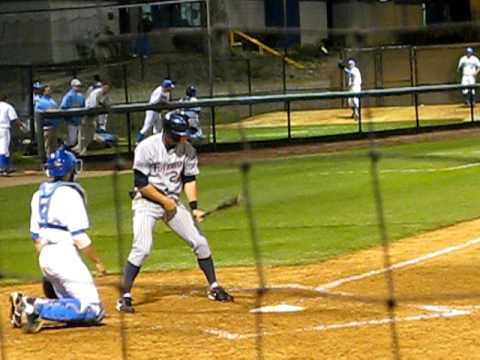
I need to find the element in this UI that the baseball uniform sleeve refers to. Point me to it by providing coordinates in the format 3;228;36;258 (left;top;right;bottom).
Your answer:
184;154;199;177
149;88;162;104
7;104;18;121
133;144;152;176
29;192;40;240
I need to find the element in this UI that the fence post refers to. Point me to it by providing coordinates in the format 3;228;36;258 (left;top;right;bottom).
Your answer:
28;65;36;149
282;52;287;111
358;100;362;133
247;58;253;117
411;47;420;128
123;64;133;154
166;61;171;79
470;89;475;122
211;106;217;151
287;101;291;140
35;112;46;163
140;56;145;81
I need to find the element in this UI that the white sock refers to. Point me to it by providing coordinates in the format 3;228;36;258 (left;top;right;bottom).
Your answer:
210;282;218;290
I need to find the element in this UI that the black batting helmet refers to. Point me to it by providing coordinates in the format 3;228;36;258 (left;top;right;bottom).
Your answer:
164;113;191;140
186;85;196;97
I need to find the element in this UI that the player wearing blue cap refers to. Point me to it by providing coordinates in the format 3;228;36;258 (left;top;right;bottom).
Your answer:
136;79;175;143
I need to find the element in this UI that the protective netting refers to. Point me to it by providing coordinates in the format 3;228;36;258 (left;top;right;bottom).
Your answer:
2;1;480;359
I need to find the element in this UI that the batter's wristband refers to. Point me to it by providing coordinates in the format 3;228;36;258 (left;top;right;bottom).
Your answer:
189;201;198;211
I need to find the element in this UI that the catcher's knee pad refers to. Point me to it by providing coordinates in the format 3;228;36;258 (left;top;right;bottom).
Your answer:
193;235;211;259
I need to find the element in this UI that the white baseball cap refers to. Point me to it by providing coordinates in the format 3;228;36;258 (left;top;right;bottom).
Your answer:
70;79;82;87
347;59;356;66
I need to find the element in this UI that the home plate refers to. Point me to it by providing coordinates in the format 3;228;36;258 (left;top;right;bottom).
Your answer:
250;304;305;313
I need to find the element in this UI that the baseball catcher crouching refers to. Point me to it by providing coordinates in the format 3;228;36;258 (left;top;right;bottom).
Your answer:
116;113;233;313
9;147;106;333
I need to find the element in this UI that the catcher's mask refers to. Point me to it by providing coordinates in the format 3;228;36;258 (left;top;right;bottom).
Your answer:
45;146;82;179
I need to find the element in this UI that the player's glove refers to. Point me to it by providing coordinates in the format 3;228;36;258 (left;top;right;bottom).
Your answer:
338;61;346;70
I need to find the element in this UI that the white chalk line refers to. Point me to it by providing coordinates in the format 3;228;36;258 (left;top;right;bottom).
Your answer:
205;306;472;340
313;162;480;177
206;236;480;340
317;236;480;291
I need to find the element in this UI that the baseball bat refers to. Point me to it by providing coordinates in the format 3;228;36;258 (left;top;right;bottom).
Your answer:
203;194;242;218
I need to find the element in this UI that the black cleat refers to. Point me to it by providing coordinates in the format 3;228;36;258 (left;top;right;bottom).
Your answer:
208;286;234;302
116;296;135;313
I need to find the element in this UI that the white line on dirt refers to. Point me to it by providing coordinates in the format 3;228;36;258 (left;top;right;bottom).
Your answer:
316;236;480;291
205;307;472;340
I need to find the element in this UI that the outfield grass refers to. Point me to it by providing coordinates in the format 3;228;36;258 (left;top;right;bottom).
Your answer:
2;135;480;281
213;119;465;143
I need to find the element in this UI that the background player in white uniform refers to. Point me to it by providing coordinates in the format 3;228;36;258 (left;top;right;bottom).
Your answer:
77;81;111;155
179;85;203;143
136;79;174;143
116;113;233;313
457;47;480;105
0;95;26;176
341;59;362;121
9;147;106;333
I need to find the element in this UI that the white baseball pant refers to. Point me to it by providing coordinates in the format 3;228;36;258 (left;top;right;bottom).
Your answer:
127;198;212;267
39;243;101;310
0;128;11;156
140;111;163;135
462;75;476;95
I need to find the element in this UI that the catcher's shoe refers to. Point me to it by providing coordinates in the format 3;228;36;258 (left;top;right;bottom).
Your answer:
9;292;24;328
21;296;43;334
208;286;234;302
116;296;135;313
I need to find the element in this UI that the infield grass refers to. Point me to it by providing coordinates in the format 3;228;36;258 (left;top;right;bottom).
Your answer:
2;135;480;281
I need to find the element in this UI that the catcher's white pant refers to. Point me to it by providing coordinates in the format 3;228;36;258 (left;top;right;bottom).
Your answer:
127;198;212;267
140;111;163;135
0;128;11;156
347;84;361;110
39;243;101;310
462;75;476;95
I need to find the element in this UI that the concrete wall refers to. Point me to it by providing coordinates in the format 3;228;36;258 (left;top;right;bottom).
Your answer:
225;0;265;30
0;0;119;64
300;1;328;45
49;0;118;63
331;0;423;46
0;0;52;64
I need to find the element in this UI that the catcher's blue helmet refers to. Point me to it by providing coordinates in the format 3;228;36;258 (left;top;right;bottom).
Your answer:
46;147;81;178
164;113;191;139
186;85;196;97
467;47;474;55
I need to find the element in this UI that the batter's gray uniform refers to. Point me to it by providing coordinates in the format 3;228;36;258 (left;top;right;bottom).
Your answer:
128;132;211;267
117;113;233;313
